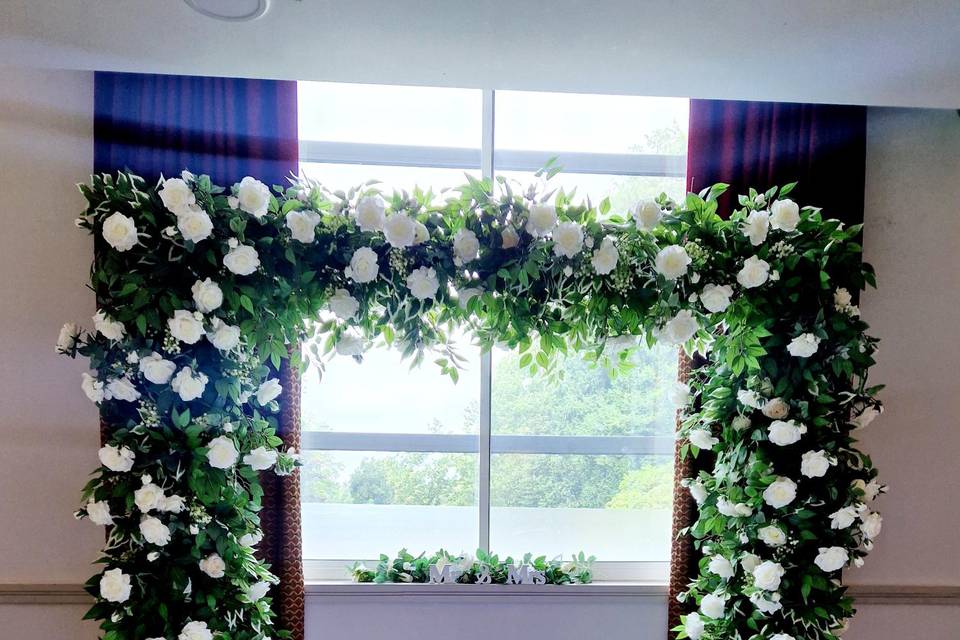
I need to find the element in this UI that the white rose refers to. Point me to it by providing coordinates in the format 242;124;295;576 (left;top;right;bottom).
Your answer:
750;591;782;614
683;612;705;640
801;449;834;478
179;620;213;640
770;634;796;640
106;376;141;402
552;221;584;259
761;398;790;420
246;581;271;602
99;444;135;472
413;220;429;244
659;309;699;345
834;287;853;309
383;213;417;248
223;244;260;276
86;500;114;526
737;389;762;409
286;209;322;243
140;516;171;546
758;525;786;547
767;420;807;446
860;511;882;539
591;237;619;275
56;323;79;354
191;278;223;313
171;367;208;402
851;406;880;429
328;288;360;320
736;255;770;288
740;553;761;573
175;205;214;243
93;310;125;341
336;331;365;357
770;198;800;232
99;568;132;603
633;199;662;231
526;203;557;236
687;479;707;504
453;228;481;263
752;560;785;591
135;482;165;513
830;506;858;529
654;245;691;280
355;195;386;232
407;266;440;300
161;494;186;513
159;177;196;213
740;209;770;246
717;498;753;517
206;435;239;469
668;382;690;407
102;212;139;252
814;546;849;572
699;284;733;313
346;247;379;283
700;592;726;619
244;446;278;471
256;378;282;405
168;310;204;344
207;318;241;351
239;531;263;548
688;428;718;450
236;176;271;218
732;415;752;431
199;553;226;579
139;352;177;384
763;477;798;509
787;333;820;358
501;226;520;249
707;556;734;580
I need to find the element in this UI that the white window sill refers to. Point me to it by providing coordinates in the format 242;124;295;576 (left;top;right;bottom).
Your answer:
305;581;668;598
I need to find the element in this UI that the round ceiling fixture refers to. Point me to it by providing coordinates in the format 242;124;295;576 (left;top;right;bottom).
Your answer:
183;0;271;22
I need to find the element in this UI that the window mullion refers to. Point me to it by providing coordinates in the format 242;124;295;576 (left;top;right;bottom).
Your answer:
477;89;495;555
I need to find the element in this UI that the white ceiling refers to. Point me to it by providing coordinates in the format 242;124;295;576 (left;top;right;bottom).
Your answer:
2;0;958;108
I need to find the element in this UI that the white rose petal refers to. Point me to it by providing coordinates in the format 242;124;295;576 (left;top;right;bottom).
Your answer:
206;435;239;469
453;228;481;263
328;288;360;320
159;177;196;213
236;176;271;219
206;317;241;352
255;378;282;405
223;244;260;276
56;322;79;354
654;245;692;280
168;310;205;344
140;516;172;546
658;309;700;345
179;620;213;640
552;221;584;259
98;444;135;472
767;419;807;446
801;449;834;478
740;209;770;246
86;500;114;526
286;209;322;243
633;199;662;231
171;367;208;402
752;560;786;591
199;553;226;579
758;525;786;547
707;556;734;580
161;494;186;513
246;581;271;602
501;226;520;249
736;255;771;289
355;195;386;232
814;546;849;572
787;333;821;358
763;477;798;509
683;612;705;640
346;247;379;283
243;446;278;471
139;352;177;385
699;283;733;313
102;212;139;252
770;198;801;232
761;397;790;420
99;568;132;603
688;428;718;450
700;592;726;619
93;310;125;341
526;204;557;236
383;213;417;248
591;237;619;275
191;278;223;313
134;482;165;513
851;406;880;429
406;266;440;301
175;205;214;243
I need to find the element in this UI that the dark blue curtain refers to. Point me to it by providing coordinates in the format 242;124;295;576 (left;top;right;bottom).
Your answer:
94;71;298;187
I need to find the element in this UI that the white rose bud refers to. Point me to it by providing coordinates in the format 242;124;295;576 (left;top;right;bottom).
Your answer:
56;323;79;354
687;479;707;504
245;581;271;602
860;511;883;539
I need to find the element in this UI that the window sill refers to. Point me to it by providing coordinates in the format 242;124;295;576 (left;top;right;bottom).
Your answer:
305;581;668;598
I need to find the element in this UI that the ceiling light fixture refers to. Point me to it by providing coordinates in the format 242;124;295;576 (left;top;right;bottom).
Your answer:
183;0;271;22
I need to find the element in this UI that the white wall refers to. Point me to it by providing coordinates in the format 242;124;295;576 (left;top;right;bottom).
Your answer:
0;67;958;639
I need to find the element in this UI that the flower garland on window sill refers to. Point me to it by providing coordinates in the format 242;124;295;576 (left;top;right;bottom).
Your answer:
59;167;882;640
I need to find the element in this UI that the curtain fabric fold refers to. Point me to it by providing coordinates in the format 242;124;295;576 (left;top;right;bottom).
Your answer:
93;71;303;639
667;98;867;636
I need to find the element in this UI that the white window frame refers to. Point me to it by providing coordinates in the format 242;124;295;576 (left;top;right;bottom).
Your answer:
299;87;685;583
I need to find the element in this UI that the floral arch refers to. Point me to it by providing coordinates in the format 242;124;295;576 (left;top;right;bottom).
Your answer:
61;168;883;640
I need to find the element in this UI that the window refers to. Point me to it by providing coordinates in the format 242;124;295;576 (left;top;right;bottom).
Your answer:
297;82;688;581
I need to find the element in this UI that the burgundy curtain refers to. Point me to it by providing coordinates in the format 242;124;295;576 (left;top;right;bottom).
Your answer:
667;99;867;636
94;72;304;640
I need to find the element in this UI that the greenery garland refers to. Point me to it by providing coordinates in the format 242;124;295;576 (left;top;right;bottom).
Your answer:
58;165;883;640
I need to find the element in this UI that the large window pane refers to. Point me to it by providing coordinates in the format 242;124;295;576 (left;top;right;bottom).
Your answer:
302;451;478;560
298;82;482;149
300;162;479;200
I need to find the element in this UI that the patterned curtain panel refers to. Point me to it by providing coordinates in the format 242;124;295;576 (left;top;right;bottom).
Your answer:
668;98;867;636
93;71;304;639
